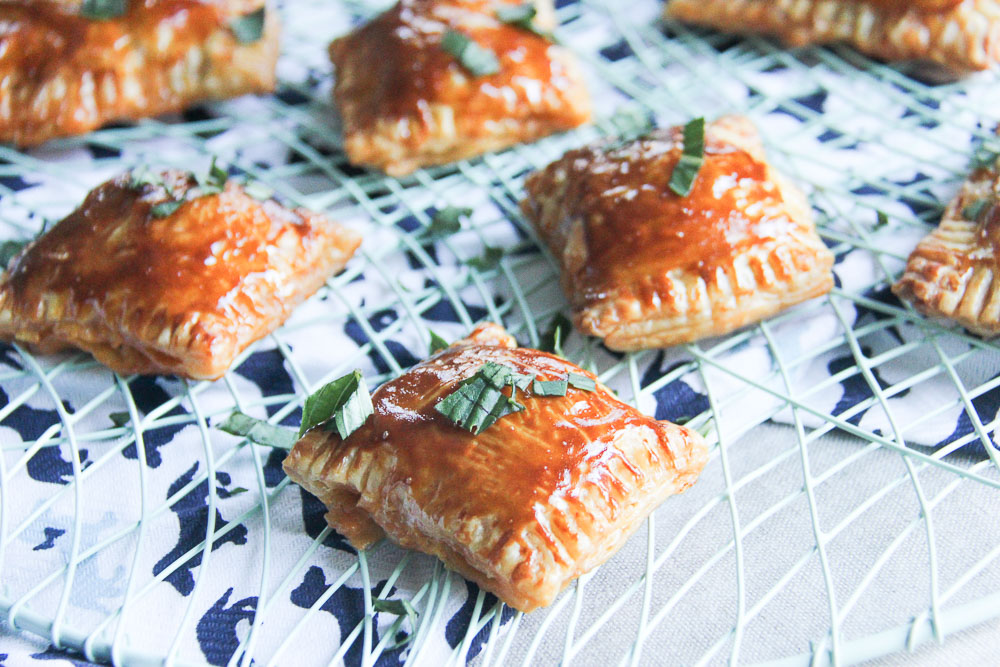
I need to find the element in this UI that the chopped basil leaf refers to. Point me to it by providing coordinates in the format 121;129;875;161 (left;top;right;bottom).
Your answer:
130;168;164;190
567;372;596;392
467;245;504;271
963;197;993;222
219;411;299;450
668;117;706;197
242;180;274;201
532;379;568;396
435;375;524;433
81;0;127;20
109;411;131;428
150;200;184;219
429;330;450;354
0;239;29;267
425;206;472;239
874;211;889;229
373;598;419;648
230;7;266;44
478;361;533;391
496;4;555;40
299;370;374;439
196;157;228;195
540;312;573;357
441;30;501;77
227;487;250;497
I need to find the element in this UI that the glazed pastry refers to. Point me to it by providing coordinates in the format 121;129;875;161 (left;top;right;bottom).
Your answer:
893;151;1000;335
282;323;708;612
0;0;279;146
665;0;1000;73
0;170;361;379
329;0;591;177
520;115;834;351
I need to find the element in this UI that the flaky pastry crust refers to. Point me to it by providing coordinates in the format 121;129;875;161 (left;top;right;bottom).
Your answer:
282;323;708;612
0;0;279;146
329;0;591;177
0;171;361;379
521;115;835;351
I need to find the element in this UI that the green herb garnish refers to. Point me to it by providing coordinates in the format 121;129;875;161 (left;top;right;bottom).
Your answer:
373;598;419;648
963;197;993;222
299;370;374;439
109;411;131;428
874;210;889;230
540;312;573;357
150;200;184;219
971;138;1000;172
668;117;706;197
532;379;568;396
429;330;450;354
230;7;266;44
467;245;505;271
81;0;127;20
0;239;29;267
227;487;250;497
435;375;524;434
496;4;555;40
442;30;501;77
567;372;595;392
425;206;472;239
195;157;228;196
219;411;298;450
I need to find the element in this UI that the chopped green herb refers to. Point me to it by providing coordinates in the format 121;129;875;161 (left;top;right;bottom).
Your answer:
478;361;533;392
150;200;184;218
436;375;524;433
242;180;274;201
230;7;266;44
567;372;595;392
668;117;706;197
195;157;228;196
299;370;374;439
874;210;889;229
441;30;501;77
607;105;655;145
219;411;299;450
81;0;127;20
539;312;573;357
963;197;993;222
109;411;131;428
130;168;164;190
227;487;250;497
532;379;568;396
425;206;472;239
373;598;419;648
971;138;1000;171
429;330;450;354
467;245;504;271
0;239;29;267
496;4;555;40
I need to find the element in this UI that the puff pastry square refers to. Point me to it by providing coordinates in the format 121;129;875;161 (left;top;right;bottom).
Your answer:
665;0;1000;73
329;0;591;177
0;170;361;379
520;115;835;351
282;323;708;612
892;156;1000;335
0;0;280;146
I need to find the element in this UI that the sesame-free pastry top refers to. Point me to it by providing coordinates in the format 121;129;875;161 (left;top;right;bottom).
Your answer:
0;0;279;146
665;0;1000;74
520;115;835;351
0;169;361;380
329;0;591;177
893;147;1000;336
282;323;708;612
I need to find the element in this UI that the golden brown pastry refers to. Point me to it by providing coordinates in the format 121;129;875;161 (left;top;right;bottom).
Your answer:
329;0;591;177
520;115;835;351
282;323;708;612
665;0;1000;73
0;169;361;379
0;0;279;146
893;152;1000;335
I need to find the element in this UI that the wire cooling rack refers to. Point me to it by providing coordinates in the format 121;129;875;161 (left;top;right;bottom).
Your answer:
2;0;1000;664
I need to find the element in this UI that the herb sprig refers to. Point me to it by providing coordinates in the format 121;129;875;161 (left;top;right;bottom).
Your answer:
442;30;501;76
496;4;555;41
668;117;706;197
230;7;267;44
81;0;127;20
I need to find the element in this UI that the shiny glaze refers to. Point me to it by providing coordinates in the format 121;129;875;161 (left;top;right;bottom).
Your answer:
553;127;800;309
331;0;587;146
316;335;670;536
4;171;309;320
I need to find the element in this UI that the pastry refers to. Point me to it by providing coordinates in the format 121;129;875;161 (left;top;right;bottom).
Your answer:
893;146;1000;335
0;0;279;146
665;0;1000;73
282;323;708;612
520;115;835;351
0;168;361;379
329;0;591;177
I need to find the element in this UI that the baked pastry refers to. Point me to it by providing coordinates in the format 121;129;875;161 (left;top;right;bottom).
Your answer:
329;0;591;177
282;323;708;612
665;0;1000;74
0;169;361;379
520;115;835;351
892;149;1000;335
0;0;279;146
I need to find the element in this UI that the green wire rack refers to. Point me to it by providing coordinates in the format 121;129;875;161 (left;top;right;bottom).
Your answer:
1;0;999;664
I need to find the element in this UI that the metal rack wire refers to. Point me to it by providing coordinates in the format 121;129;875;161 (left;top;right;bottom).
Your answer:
1;0;999;664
